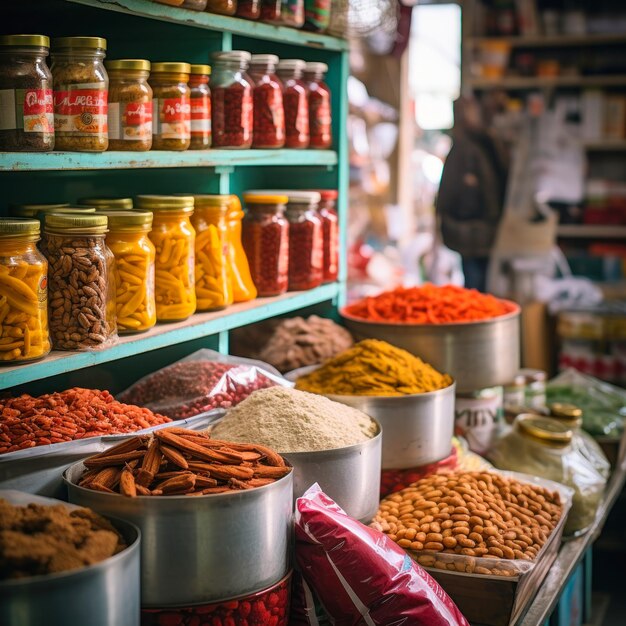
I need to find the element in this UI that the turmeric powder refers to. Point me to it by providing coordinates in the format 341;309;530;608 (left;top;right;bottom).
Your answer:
295;339;453;396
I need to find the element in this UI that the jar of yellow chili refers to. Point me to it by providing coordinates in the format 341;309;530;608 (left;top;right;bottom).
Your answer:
0;218;50;363
136;195;196;322
225;195;256;302
191;195;233;311
96;210;156;334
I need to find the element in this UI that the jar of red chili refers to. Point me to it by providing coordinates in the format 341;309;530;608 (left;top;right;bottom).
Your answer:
211;51;253;149
242;192;289;297
249;54;284;149
276;59;309;149
316;189;339;282
284;190;322;291
237;0;260;19
260;0;281;21
189;64;211;149
305;61;332;149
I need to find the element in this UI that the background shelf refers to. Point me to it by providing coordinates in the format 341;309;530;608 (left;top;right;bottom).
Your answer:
468;33;626;48
467;75;626;90
556;225;626;239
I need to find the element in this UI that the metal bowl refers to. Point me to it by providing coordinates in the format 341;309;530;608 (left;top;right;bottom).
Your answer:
341;303;521;393
64;464;293;608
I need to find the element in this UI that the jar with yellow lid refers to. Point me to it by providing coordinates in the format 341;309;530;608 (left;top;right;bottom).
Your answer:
189;64;212;150
190;195;233;311
224;195;256;302
97;210;156;334
43;213;117;351
137;195;196;322
0;218;50;363
78;197;133;210
10;204;89;218
106;59;153;151
150;62;191;151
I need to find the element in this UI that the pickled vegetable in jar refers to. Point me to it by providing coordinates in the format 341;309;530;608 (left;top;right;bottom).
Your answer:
316;189;339;282
225;196;257;302
106;59;153;152
205;0;237;15
97;210;156;334
51;37;108;152
304;61;332;149
77;197;133;210
191;195;233;311
260;0;282;21
137;195;196;322
304;0;331;32
284;191;322;291
277;58;309;149
263;0;304;26
0;218;50;363
211;51;253;149
249;54;285;149
237;0;260;19
189;64;212;150
242;193;289;297
150;62;191;151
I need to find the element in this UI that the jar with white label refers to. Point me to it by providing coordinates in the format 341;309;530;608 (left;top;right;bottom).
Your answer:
520;368;547;408
189;64;211;149
454;386;503;454
149;62;191;151
106;59;152;151
0;35;54;151
51;36;108;152
503;373;526;409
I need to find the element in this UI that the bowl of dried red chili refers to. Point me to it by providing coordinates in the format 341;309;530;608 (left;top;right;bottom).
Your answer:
341;284;520;393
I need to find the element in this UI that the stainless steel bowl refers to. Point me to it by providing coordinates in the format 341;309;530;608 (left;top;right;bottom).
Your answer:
341;304;521;393
64;464;293;607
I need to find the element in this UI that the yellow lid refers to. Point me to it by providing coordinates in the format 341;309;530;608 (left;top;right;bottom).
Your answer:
151;62;191;75
44;213;108;232
95;210;152;229
191;194;231;209
0;218;40;236
190;64;211;76
516;415;573;447
136;195;194;212
53;36;107;51
11;203;70;218
243;193;289;204
78;197;133;210
549;403;583;420
0;35;50;48
106;59;150;72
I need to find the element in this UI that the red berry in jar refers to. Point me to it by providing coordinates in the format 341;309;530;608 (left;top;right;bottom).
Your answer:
248;54;285;149
276;59;309;149
304;61;332;149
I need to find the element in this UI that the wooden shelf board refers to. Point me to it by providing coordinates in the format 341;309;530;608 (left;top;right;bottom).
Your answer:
468;33;626;48
468;75;626;90
557;225;626;239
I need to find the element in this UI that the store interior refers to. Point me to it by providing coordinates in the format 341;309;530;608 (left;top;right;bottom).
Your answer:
1;0;625;625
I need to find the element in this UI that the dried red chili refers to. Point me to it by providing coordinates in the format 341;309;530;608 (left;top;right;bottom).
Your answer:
277;58;309;149
237;0;260;18
305;61;332;149
249;54;285;149
316;189;339;282
189;64;212;149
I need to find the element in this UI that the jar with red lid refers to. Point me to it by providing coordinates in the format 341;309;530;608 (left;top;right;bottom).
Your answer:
211;51;253;149
237;0;260;19
249;54;285;149
277;59;309;149
189;64;211;149
317;189;339;282
305;61;332;149
242;193;289;297
284;190;323;291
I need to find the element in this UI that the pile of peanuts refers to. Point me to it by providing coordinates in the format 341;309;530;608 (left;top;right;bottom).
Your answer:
371;472;563;577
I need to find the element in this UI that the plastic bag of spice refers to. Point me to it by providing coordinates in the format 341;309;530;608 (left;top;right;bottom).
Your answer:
118;348;291;420
294;484;470;626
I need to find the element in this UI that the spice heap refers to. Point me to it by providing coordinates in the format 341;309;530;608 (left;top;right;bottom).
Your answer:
212;387;378;452
295;339;452;396
0;499;126;580
344;284;515;324
76;427;291;496
372;471;563;577
0;388;171;454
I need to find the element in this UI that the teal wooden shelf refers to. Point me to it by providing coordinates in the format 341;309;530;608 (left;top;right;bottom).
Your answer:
0;149;337;172
66;0;348;51
0;282;341;390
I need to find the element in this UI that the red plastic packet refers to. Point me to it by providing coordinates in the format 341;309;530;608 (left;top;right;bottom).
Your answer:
294;485;470;626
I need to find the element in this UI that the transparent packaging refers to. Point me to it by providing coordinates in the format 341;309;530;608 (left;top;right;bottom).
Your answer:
304;62;332;149
236;0;260;19
277;59;309;149
260;0;282;21
249;54;285;149
225;196;257;302
205;0;237;15
188;65;212;150
304;0;331;32
317;189;339;282
263;0;304;27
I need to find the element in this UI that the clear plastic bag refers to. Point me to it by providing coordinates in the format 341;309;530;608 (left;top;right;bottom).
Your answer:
118;348;291;419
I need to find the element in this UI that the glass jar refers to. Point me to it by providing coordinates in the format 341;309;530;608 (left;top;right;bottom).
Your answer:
242;193;289;297
237;0;260;19
182;0;208;9
77;197;133;210
137;195;196;322
98;210;156;334
225;196;257;302
206;0;237;16
263;0;304;26
304;0;331;32
191;195;233;311
503;373;527;409
277;59;309;149
520;368;547;408
106;59;153;151
51;36;108;152
189;64;212;150
0;218;50;363
304;61;332;149
211;51;253;149
317;189;339;282
43;213;117;350
285;191;323;291
260;0;281;20
249;54;285;149
455;386;503;454
150;62;191;151
0;35;54;152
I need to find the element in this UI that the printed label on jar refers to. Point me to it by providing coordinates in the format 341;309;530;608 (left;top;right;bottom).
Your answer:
454;389;503;455
0;88;54;136
53;87;108;136
108;101;153;141
153;97;191;140
190;95;211;137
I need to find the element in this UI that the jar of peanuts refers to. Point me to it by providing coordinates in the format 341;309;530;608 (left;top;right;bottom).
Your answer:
205;0;237;15
97;210;156;334
304;61;332;149
249;54;285;149
211;51;253;149
225;195;257;302
277;58;309;149
284;191;323;291
242;192;289;297
105;59;153;151
237;0;260;19
189;64;212;150
150;62;191;151
77;197;134;210
0;218;50;363
316;189;339;282
136;195;196;322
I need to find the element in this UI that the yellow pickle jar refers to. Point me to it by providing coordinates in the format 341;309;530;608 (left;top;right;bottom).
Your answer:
136;195;196;322
191;195;233;311
78;197;133;210
0;218;50;363
97;210;156;334
225;195;256;302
